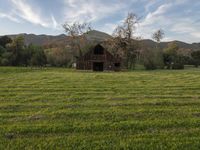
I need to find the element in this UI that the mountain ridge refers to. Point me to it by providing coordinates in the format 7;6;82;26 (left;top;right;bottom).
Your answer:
1;30;200;50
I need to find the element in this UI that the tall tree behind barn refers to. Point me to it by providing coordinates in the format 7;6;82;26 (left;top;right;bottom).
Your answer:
76;44;121;71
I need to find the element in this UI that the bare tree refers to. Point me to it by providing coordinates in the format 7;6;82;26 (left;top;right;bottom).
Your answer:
149;29;165;69
152;29;165;43
112;12;140;69
63;22;91;58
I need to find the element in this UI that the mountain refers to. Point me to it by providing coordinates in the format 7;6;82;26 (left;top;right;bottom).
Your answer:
7;33;69;46
5;30;111;46
140;39;200;51
85;30;112;42
3;30;200;50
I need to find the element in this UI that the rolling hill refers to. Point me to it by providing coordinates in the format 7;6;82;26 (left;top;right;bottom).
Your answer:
3;30;200;50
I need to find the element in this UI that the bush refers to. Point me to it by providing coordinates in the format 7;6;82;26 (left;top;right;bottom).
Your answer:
172;63;184;69
0;45;6;55
1;58;9;66
0;36;12;48
45;48;72;67
143;48;164;70
173;55;185;69
191;50;200;67
144;59;157;70
30;49;46;66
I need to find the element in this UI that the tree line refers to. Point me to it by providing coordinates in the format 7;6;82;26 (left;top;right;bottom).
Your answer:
0;12;200;69
0;36;74;67
63;12;200;70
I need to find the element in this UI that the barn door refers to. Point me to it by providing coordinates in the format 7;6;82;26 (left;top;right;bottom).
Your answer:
93;62;104;71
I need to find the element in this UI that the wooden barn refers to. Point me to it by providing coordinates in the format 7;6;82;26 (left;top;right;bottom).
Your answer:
76;44;121;71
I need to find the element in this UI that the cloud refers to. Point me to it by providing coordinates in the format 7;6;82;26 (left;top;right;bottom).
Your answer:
63;0;125;23
10;0;49;27
171;21;200;38
0;0;199;43
135;0;200;43
144;0;159;12
0;12;20;23
51;15;59;29
99;23;117;35
141;3;172;27
9;0;61;30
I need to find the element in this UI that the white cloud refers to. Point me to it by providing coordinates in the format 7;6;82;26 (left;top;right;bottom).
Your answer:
0;12;20;23
135;3;171;39
99;23;117;35
135;0;200;43
144;0;159;12
10;0;49;27
63;0;125;23
171;21;200;38
51;15;59;29
9;0;61;30
141;3;172;27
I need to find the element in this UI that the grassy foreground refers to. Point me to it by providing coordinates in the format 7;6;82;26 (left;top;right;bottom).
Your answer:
1;67;200;150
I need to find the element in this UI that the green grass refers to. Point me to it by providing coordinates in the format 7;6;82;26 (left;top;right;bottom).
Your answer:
1;67;200;150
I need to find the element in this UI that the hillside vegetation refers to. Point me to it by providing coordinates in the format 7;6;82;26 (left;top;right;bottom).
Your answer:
5;31;200;50
1;67;200;149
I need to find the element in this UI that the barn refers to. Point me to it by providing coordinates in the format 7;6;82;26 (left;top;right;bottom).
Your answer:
76;44;121;71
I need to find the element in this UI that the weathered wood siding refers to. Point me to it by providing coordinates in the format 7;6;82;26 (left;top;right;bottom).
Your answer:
76;44;121;71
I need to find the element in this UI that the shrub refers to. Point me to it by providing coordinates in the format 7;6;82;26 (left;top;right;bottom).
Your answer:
143;48;164;70
1;58;9;66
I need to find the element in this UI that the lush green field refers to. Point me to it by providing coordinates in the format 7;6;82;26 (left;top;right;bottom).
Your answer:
1;67;200;150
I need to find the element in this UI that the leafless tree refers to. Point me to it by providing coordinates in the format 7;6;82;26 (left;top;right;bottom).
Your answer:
148;29;165;69
112;12;140;69
63;22;91;58
152;29;165;43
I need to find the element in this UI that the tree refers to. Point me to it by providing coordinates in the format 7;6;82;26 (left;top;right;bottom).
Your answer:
30;48;46;67
63;22;91;59
112;12;140;69
152;29;165;43
151;29;165;69
45;48;72;67
6;36;25;66
191;50;200;67
143;48;159;70
0;36;12;48
163;42;184;69
0;52;12;66
0;45;6;55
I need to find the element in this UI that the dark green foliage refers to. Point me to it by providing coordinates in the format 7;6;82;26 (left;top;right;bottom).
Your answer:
172;55;185;69
0;50;12;66
30;48;46;66
143;48;164;70
6;36;25;66
0;58;9;66
143;49;158;70
163;42;184;69
0;46;6;55
0;36;48;67
0;36;12;48
191;50;200;67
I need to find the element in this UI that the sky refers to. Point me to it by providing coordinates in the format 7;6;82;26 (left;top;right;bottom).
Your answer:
0;0;200;43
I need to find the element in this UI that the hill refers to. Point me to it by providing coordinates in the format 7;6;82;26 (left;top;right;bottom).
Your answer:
140;39;200;50
3;30;200;50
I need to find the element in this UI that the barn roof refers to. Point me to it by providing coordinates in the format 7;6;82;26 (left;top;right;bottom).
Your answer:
81;41;114;56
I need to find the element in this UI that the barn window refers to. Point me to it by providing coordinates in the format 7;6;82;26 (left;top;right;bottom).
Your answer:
94;44;104;55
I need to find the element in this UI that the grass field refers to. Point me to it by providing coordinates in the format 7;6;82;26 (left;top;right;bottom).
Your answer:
1;67;200;149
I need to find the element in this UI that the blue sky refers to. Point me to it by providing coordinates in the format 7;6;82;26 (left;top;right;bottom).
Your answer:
0;0;200;43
